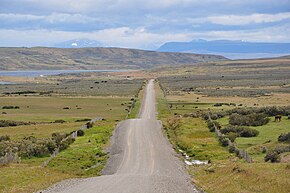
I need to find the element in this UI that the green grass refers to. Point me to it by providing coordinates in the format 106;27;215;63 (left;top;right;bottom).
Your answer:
171;118;230;161
127;84;144;119
0;122;83;140
157;87;290;193
48;121;115;176
0;96;130;122
191;161;290;193
0;164;72;193
217;116;290;161
155;82;171;119
0;95;132;192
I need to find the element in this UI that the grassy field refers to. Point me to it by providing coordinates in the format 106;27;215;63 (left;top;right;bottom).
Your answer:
218;116;290;162
156;80;290;193
0;122;83;140
192;161;290;193
0;76;144;193
0;96;130;122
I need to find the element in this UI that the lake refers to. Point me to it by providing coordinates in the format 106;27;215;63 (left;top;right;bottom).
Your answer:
0;81;15;85
0;69;127;77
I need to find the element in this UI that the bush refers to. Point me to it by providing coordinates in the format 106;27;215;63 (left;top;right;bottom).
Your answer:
2;106;20;109
0;135;10;142
227;132;238;142
229;113;269;126
54;120;66;123
264;145;290;163
278;132;290;143
59;138;75;152
52;133;68;146
221;126;259;137
207;121;220;132
75;118;91;122
219;136;229;147
229;145;236;153
264;152;280;163
86;122;94;129
77;130;85;136
0;120;31;127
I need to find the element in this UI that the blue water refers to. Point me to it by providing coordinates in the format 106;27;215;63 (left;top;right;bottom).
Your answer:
0;81;15;85
0;69;126;77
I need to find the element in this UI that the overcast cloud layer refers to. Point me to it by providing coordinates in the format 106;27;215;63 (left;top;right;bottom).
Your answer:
0;0;290;49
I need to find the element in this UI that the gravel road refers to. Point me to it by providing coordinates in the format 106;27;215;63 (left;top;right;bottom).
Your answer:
40;79;200;193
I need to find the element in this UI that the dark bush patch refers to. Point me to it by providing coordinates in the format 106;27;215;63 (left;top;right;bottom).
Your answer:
86;122;94;129
219;136;229;147
221;126;259;137
77;130;85;136
264;145;290;163
0;120;32;127
278;132;290;143
2;106;20;109
265;152;280;163
75;118;91;122
0;135;10;142
54;120;66;124
229;113;269;126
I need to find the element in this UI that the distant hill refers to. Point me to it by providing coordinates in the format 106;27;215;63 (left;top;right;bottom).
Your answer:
157;39;290;59
54;39;103;48
0;47;227;71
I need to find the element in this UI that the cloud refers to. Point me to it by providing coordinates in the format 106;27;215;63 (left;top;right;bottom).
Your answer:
0;27;193;49
0;13;100;24
0;0;290;47
207;12;290;25
1;24;290;49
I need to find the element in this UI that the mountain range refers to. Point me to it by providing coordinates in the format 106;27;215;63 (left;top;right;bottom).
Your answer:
0;47;227;71
157;39;290;59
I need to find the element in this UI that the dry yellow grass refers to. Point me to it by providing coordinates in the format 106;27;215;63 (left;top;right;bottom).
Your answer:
166;92;290;107
191;161;290;193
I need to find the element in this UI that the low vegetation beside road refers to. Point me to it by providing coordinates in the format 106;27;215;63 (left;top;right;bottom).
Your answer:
0;76;144;193
156;77;290;193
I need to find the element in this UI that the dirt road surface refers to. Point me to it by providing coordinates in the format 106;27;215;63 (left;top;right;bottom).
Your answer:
41;79;200;193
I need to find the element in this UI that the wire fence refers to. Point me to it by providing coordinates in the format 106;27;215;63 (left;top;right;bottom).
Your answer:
42;117;103;167
208;113;253;163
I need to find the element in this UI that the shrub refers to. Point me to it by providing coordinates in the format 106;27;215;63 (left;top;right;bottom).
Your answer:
59;138;75;152
229;113;269;126
264;145;290;163
207;121;220;132
54;120;66;123
52;133;68;146
2;106;20;109
86;122;94;129
0;135;10;142
77;130;85;136
0;120;31;127
75;118;91;122
264;152;280;163
239;127;259;137
219;136;229;147
278;132;290;143
229;145;236;153
221;126;259;137
227;132;238;142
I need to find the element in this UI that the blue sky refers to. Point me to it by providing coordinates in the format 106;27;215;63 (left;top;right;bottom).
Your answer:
0;0;290;49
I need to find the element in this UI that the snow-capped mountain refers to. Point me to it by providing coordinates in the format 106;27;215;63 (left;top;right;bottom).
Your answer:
54;39;103;48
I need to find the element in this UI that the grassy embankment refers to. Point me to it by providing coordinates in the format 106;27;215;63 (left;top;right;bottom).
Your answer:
0;79;144;193
155;81;290;193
